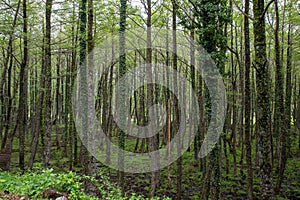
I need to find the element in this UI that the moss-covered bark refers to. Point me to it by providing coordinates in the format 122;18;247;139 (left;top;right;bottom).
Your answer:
253;0;274;198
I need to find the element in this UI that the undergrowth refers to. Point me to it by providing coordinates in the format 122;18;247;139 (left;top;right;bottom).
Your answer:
0;168;170;200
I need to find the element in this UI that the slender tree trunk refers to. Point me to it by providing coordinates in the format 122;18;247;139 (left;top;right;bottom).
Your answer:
171;1;181;199
18;0;29;171
44;0;53;168
71;5;79;166
65;54;71;167
244;0;253;198
276;22;292;194
144;0;160;197
199;69;206;175
28;21;46;169
0;0;21;153
83;0;98;195
118;0;127;196
238;22;245;173
253;0;274;198
273;0;284;162
298;81;300;152
231;41;238;176
106;28;115;163
55;49;61;150
229;0;237;176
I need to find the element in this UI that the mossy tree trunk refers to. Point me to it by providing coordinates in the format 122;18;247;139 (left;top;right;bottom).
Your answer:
118;0;127;196
244;0;253;198
253;0;274;198
18;0;29;171
44;0;53;168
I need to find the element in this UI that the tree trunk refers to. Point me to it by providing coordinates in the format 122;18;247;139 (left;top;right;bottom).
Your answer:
55;49;61;150
84;0;98;196
0;0;21;154
18;0;29;171
143;0;160;197
253;0;274;198
28;21;46;169
273;0;284;162
230;12;237;175
276;22;292;194
244;0;253;198
118;0;127;196
44;0;53;168
171;1;181;199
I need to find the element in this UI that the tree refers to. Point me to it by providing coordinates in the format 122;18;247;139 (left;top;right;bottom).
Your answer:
276;20;293;194
44;0;53;168
253;0;274;198
118;0;127;196
244;0;253;198
145;0;160;196
273;0;284;161
84;0;98;196
170;1;181;199
17;0;28;171
28;16;46;169
177;0;229;198
0;0;21;171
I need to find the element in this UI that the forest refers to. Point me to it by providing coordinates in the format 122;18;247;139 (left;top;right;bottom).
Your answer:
0;0;299;199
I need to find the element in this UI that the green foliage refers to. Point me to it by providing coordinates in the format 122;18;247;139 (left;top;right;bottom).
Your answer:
0;169;96;199
0;169;171;200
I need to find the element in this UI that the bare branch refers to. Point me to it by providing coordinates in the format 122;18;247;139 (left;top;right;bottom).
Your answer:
127;14;146;28
140;0;148;15
186;0;200;15
177;3;200;27
233;0;254;20
261;0;275;18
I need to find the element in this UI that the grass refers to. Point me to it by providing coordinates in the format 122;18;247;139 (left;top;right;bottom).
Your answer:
3;127;300;199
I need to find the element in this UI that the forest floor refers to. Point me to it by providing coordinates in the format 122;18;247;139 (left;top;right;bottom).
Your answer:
2;130;300;199
107;138;300;200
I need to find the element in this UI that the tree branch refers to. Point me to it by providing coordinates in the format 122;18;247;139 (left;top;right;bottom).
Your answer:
187;0;201;15
233;0;254;20
127;14;146;28
227;45;238;56
177;3;200;27
261;0;275;19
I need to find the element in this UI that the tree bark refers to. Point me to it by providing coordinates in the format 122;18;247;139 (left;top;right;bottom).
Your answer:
0;0;21;155
273;0;284;162
18;0;29;171
253;0;274;198
28;21;46;169
276;22;292;194
146;0;160;196
171;1;181;199
44;0;53;168
118;0;127;196
244;0;253;198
